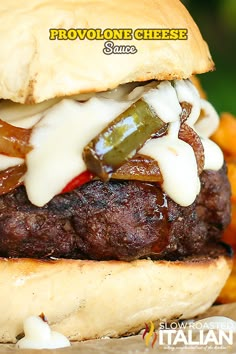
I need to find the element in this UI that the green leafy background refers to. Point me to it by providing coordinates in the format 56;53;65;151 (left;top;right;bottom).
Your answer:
182;0;236;115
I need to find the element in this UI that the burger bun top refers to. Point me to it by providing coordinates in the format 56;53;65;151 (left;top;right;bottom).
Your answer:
0;0;214;104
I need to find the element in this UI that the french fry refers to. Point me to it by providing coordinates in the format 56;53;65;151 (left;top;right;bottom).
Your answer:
217;260;236;304
228;163;236;203
211;113;236;156
223;203;236;248
193;77;236;303
215;112;236;303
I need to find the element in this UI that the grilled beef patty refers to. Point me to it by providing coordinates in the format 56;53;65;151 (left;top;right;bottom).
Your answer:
0;165;231;261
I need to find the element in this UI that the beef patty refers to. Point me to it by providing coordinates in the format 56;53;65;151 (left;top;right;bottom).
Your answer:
0;164;231;261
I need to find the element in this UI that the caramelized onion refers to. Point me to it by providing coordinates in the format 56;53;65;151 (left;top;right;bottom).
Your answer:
0;164;26;194
179;102;204;174
179;123;204;175
180;102;192;123
0;119;32;158
112;154;163;182
112;122;204;182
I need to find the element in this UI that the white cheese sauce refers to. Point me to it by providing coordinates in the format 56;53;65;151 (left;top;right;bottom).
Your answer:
174;79;201;126
0;100;52;172
0;79;223;207
16;316;70;349
195;99;220;138
25;97;130;206
0;97;61;124
143;81;182;123
201;138;224;170
0;155;23;171
140;121;200;206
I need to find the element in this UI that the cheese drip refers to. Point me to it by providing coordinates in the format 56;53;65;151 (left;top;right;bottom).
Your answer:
140;121;200;206
16;316;70;349
0;79;223;207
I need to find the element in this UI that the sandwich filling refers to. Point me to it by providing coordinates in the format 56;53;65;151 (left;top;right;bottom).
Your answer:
0;79;223;207
0;79;231;261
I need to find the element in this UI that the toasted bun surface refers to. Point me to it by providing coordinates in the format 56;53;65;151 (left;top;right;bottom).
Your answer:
0;255;231;343
0;0;213;104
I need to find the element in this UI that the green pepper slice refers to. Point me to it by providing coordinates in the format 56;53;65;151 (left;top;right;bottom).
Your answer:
83;99;167;181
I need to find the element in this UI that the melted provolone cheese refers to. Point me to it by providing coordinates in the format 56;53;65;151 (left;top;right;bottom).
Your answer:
0;98;61;125
143;81;182;123
25;97;131;206
0;155;23;171
16;316;70;349
195;99;220;138
201;138;224;170
140;121;200;206
174;79;201;126
0;79;223;207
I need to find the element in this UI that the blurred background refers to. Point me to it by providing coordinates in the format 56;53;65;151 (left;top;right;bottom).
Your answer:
182;0;236;115
182;1;236;304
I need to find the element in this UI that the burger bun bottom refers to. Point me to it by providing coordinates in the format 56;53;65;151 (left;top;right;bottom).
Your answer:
0;254;232;343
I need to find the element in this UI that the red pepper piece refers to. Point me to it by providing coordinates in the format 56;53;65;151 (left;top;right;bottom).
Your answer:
61;170;94;194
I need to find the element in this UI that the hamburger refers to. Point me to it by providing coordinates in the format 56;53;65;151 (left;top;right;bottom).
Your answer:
0;0;232;344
